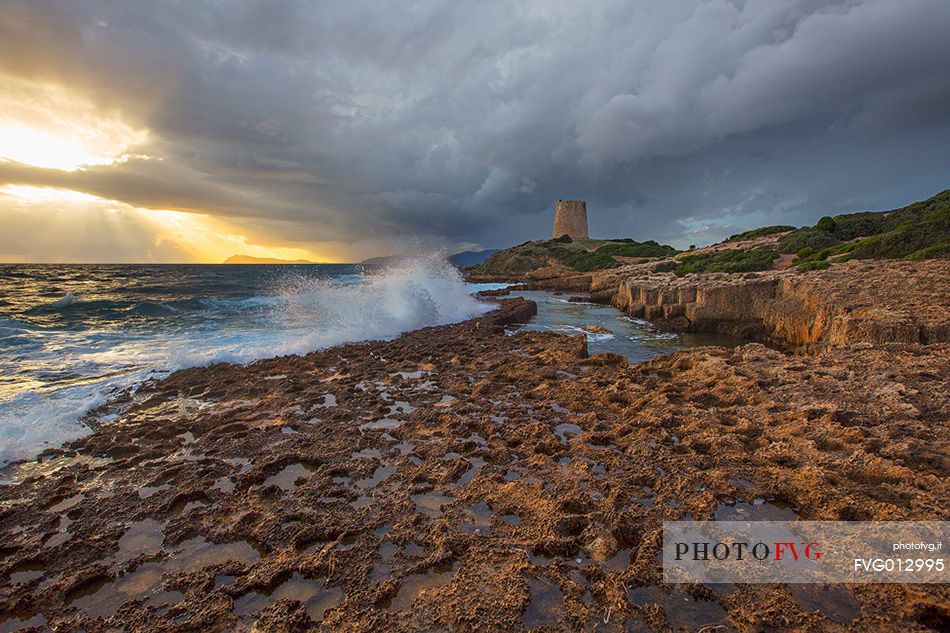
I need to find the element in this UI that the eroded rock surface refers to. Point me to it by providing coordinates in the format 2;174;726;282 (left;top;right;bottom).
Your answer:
1;297;947;632
590;258;950;349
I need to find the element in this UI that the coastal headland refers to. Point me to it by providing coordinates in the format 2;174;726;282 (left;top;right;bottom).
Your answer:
1;196;948;631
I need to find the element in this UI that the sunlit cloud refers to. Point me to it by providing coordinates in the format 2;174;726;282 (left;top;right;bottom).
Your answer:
0;185;335;264
0;1;948;260
142;208;336;264
0;184;102;204
0;78;149;171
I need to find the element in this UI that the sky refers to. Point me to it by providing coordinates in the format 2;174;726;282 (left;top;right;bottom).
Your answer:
1;0;949;263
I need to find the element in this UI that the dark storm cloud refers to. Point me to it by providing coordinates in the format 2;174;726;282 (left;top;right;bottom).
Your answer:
2;0;949;251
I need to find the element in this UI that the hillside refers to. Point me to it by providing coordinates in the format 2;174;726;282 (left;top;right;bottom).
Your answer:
223;254;314;264
359;254;417;267
776;189;949;269
467;236;677;276
467;190;949;278
447;249;500;268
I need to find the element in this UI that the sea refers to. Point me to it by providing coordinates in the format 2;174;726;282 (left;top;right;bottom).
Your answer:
0;259;739;467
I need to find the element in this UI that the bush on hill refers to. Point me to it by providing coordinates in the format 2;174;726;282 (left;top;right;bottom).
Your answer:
796;260;830;271
726;225;795;242
778;229;840;253
790;191;950;265
549;247;620;272
780;190;950;258
671;248;778;276
471;192;948;278
906;243;950;260
594;240;677;258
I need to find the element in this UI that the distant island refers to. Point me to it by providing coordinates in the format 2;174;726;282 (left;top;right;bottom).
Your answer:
223;254;314;264
358;254;416;267
358;250;500;268
222;250;500;267
447;249;500;268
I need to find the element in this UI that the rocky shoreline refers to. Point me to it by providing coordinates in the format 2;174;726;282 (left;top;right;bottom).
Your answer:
1;262;948;631
473;258;950;351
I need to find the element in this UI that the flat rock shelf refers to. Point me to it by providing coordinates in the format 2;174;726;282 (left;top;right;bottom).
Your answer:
0;298;947;632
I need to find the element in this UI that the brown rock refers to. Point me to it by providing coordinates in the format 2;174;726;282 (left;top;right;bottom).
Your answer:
0;282;946;632
581;352;628;367
587;258;950;350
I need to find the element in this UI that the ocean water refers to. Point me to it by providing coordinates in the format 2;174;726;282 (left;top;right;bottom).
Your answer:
0;261;743;467
0;259;492;466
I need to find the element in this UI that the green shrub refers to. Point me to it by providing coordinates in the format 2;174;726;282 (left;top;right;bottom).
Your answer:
906;242;950;260
787;193;949;265
830;211;889;240
778;229;839;253
796;246;815;259
797;260;831;271
776;198;945;254
726;225;796;241
595;240;677;258
549;247;620;272
672;248;778;276
847;216;948;260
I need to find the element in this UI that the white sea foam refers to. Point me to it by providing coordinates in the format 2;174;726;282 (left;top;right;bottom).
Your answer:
551;324;616;342
465;282;511;293
0;257;490;466
0;390;109;472
268;256;491;354
618;315;655;329
49;292;78;308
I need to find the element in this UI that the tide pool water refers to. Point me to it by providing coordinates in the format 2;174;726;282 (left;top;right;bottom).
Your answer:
504;290;745;363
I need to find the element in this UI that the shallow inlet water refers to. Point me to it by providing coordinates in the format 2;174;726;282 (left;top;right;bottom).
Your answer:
502;289;745;362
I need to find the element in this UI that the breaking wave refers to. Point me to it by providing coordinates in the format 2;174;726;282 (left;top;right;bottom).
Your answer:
263;256;492;358
0;257;490;466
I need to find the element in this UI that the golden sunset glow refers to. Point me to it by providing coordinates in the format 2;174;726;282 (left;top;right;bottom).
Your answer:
0;79;149;171
0;78;351;262
0;185;336;263
142;208;335;263
0;184;102;204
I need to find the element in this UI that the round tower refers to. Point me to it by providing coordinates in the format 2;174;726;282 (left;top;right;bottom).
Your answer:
552;199;589;240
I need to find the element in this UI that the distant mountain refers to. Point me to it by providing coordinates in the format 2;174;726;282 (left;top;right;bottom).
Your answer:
448;249;500;268
223;254;314;264
359;251;502;268
359;254;416;267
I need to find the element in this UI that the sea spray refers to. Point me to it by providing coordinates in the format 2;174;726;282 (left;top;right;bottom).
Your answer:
0;258;490;466
269;255;492;356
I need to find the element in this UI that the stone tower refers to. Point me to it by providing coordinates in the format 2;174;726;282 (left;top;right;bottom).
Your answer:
552;199;589;239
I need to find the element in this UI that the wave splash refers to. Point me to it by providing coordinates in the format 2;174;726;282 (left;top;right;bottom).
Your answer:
267;255;491;357
49;292;78;308
0;257;490;467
